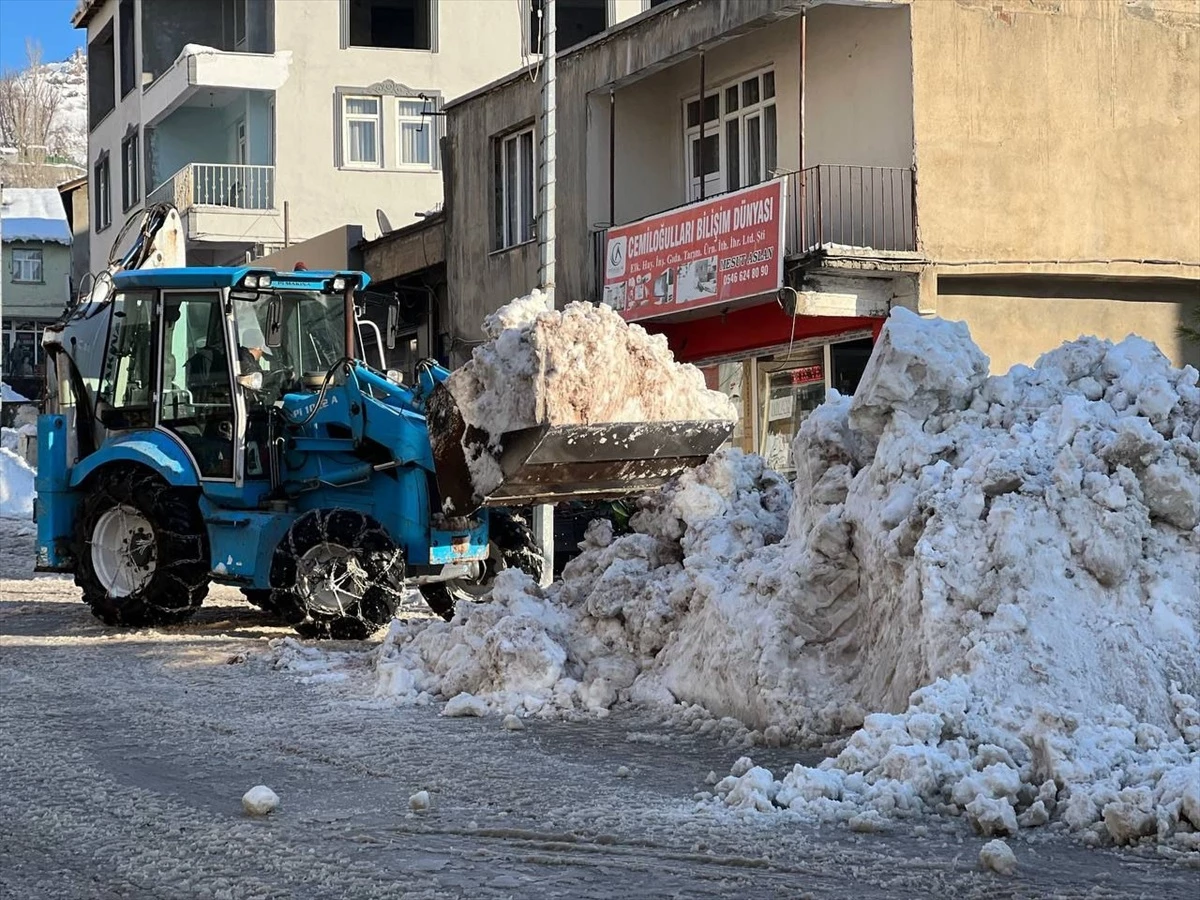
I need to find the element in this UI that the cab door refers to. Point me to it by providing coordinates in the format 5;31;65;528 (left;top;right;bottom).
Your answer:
157;290;238;481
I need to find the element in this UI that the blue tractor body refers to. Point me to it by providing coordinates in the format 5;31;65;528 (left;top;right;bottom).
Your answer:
36;265;501;635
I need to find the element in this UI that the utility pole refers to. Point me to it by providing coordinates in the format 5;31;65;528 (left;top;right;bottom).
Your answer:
533;0;556;585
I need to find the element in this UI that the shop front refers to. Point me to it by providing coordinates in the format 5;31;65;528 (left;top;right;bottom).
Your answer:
602;177;883;476
649;301;879;475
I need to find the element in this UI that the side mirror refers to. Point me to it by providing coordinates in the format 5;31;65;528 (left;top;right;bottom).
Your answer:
386;302;398;350
265;296;283;348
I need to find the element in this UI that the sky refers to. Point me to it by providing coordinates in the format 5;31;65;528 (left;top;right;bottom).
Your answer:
0;0;84;71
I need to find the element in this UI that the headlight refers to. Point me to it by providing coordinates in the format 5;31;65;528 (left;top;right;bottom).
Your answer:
332;276;347;292
244;274;260;288
259;274;271;288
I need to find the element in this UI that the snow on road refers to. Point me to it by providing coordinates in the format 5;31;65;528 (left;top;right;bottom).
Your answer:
2;524;1196;899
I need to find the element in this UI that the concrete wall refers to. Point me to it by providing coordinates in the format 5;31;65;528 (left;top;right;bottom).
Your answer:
443;75;541;356
910;0;1200;265
2;242;73;319
937;277;1200;373
147;108;234;188
254;225;364;270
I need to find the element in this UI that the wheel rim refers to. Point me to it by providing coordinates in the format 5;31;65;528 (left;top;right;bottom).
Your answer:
439;542;503;601
297;542;369;615
91;505;158;598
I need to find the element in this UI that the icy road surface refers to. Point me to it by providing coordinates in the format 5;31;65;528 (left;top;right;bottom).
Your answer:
1;526;1196;899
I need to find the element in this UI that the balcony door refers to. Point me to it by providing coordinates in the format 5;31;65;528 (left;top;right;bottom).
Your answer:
684;92;723;201
684;69;777;203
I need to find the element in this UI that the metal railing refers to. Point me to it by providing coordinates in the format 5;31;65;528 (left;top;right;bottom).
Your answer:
147;163;276;213
785;165;915;255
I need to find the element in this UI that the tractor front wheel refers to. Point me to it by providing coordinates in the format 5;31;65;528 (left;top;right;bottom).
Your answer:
74;469;210;627
270;509;405;640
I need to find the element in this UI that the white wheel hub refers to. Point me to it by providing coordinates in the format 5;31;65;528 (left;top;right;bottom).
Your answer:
91;505;158;598
297;543;369;614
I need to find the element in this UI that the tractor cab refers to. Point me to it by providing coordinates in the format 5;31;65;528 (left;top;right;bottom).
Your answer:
45;267;373;490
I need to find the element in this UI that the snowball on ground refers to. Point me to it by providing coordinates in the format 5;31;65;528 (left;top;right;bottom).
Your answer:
442;289;737;499
0;448;35;519
241;785;280;816
270;308;1200;848
409;790;432;812
979;839;1017;875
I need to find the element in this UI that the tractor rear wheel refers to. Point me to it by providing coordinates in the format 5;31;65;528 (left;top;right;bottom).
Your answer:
418;509;544;621
270;509;405;640
74;469;210;627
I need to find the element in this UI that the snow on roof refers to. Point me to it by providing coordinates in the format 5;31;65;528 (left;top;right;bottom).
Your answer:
0;188;72;245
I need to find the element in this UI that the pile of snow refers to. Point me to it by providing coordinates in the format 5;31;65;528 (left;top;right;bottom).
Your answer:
271;308;1199;850
1;382;30;403
0;448;36;520
441;289;736;503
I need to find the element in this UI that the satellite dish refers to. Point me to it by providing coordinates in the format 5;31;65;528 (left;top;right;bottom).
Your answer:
376;209;394;235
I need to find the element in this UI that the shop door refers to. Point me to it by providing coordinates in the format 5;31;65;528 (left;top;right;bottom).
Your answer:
757;356;827;474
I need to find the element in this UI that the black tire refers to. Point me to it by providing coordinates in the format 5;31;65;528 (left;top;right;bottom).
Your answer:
73;468;210;627
241;588;279;615
269;508;405;640
418;509;544;621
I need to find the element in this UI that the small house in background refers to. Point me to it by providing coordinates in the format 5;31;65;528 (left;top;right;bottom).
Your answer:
1;187;74;404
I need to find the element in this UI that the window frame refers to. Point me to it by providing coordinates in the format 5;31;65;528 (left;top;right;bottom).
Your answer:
396;97;436;170
121;131;140;212
1;320;47;380
11;248;45;284
493;125;536;251
340;0;439;52
342;94;383;169
682;66;777;202
94;152;112;233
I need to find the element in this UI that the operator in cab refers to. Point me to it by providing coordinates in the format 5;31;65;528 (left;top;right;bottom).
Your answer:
239;324;272;375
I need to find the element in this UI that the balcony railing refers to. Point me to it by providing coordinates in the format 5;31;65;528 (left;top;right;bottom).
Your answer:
147;163;276;213
591;164;917;302
786;165;915;255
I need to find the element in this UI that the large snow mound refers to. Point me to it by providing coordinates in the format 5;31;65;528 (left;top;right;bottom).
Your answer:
0;448;36;520
442;289;736;501
271;308;1200;849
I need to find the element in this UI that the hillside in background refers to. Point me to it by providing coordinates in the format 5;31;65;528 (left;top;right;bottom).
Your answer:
1;47;87;187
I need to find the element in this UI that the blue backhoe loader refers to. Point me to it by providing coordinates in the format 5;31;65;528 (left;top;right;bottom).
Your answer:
34;206;731;637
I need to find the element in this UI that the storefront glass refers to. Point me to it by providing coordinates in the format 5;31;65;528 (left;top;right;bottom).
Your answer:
698;336;875;477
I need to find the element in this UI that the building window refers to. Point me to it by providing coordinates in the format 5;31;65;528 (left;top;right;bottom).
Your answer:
397;99;435;168
121;133;140;211
343;96;382;167
118;0;135;98
494;126;535;250
526;0;607;54
95;153;112;232
11;248;44;284
2;321;46;380
345;0;435;50
88;18;116;129
683;68;777;201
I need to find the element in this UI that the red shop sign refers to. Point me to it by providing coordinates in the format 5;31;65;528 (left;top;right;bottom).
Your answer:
602;178;787;322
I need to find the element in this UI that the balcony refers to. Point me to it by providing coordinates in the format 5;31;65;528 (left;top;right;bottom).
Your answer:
142;45;291;127
147;163;280;245
785;165;916;257
592;164;918;305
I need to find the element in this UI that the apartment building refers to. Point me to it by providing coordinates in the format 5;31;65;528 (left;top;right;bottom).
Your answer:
71;0;660;278
442;0;1200;474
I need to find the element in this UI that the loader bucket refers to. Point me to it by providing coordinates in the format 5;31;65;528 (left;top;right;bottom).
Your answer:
426;384;734;513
